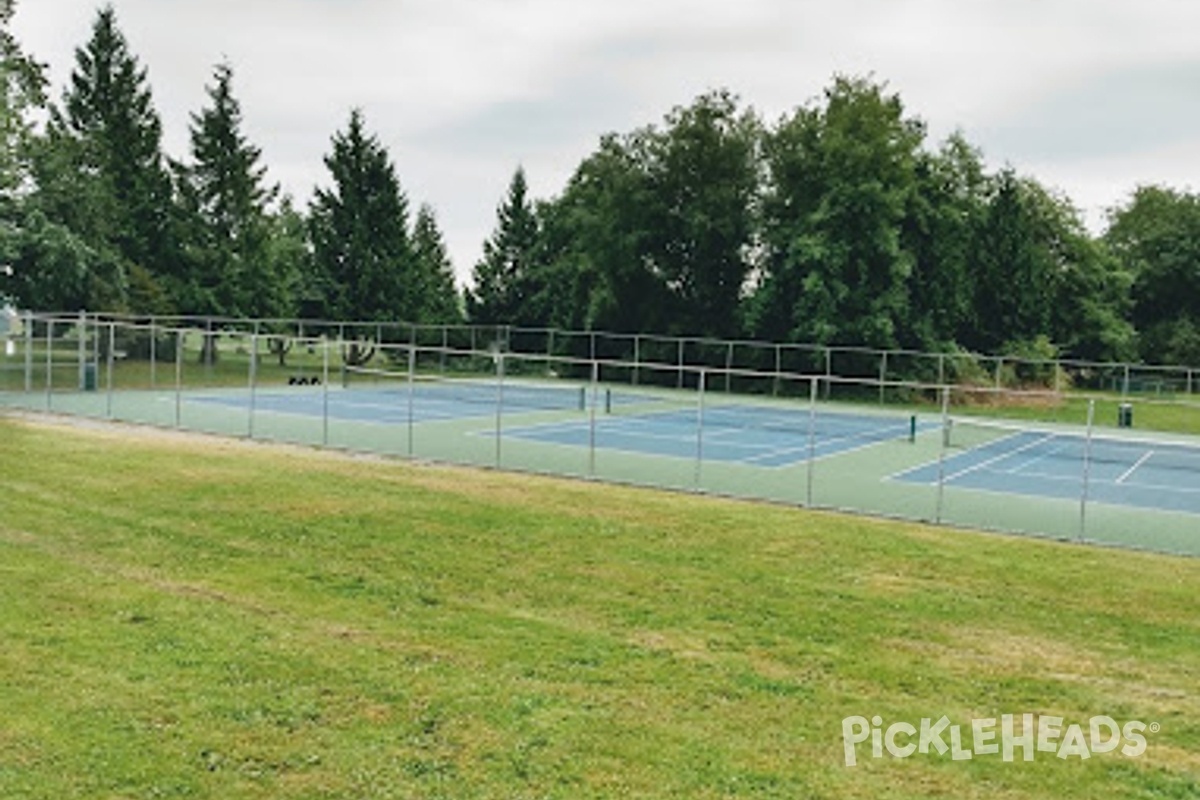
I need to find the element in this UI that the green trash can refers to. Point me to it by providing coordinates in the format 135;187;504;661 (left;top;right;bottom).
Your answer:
1118;402;1133;428
82;364;97;392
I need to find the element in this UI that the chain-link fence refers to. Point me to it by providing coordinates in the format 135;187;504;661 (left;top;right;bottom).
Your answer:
4;312;1198;555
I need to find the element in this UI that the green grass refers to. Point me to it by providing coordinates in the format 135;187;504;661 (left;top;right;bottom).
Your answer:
0;416;1197;798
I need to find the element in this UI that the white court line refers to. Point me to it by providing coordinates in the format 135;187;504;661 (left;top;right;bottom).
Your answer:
941;432;1057;484
1115;450;1155;484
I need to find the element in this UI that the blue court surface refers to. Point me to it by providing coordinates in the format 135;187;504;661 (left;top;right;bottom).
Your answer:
193;387;925;468
893;427;1200;516
499;405;927;468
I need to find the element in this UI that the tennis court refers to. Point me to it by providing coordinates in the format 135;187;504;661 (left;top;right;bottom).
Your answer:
894;424;1200;516
5;335;1200;554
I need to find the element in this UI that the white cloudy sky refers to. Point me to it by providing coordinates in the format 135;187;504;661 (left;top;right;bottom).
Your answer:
11;0;1200;285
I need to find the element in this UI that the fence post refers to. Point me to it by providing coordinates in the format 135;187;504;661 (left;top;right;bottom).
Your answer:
725;342;734;393
589;360;599;477
44;317;53;411
24;311;33;394
247;332;258;438
174;328;183;428
935;386;950;525
806;377;818;507
105;322;115;418
633;335;640;386
823;348;832;400
774;344;782;397
77;309;86;391
149;316;157;389
406;343;416;458
494;352;504;468
879;351;888;405
677;338;685;389
694;368;706;491
322;337;330;448
1079;399;1096;542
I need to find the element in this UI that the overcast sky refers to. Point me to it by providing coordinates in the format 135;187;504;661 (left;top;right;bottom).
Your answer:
11;0;1200;285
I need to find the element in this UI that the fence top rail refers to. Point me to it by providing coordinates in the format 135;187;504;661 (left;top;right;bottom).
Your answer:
21;310;1200;373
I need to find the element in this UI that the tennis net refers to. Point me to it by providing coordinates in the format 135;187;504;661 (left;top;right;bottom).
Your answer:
605;387;918;443
344;365;587;411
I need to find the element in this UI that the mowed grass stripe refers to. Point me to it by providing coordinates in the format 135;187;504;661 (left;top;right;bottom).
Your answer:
0;416;1197;799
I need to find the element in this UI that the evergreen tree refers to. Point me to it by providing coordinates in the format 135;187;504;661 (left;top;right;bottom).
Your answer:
411;204;461;324
969;171;1056;352
308;109;413;322
47;4;176;306
467;166;539;324
177;61;281;318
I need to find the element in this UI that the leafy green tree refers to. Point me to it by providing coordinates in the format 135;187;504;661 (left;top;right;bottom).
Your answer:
45;4;176;306
537;130;672;333
1106;186;1200;364
752;76;922;348
176;61;282;319
644;90;760;337
308;109;414;323
411;204;461;324
467;166;539;324
0;0;46;202
900;133;986;350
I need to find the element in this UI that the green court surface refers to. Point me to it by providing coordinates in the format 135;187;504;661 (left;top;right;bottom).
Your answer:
3;372;1197;557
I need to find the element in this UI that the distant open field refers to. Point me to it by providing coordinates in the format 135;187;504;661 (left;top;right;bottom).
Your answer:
0;414;1197;798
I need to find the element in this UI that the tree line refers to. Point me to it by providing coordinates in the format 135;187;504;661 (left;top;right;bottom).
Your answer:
2;3;1198;368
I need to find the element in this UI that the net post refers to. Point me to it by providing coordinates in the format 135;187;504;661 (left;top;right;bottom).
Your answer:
1079;398;1096;542
938;352;946;387
935;386;950;524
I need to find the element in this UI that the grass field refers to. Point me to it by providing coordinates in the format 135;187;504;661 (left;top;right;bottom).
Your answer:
0;415;1198;798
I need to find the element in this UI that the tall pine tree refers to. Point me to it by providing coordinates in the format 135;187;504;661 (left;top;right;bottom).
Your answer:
46;4;176;308
308;109;413;323
468;166;538;324
411;204;461;324
177;61;282;319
